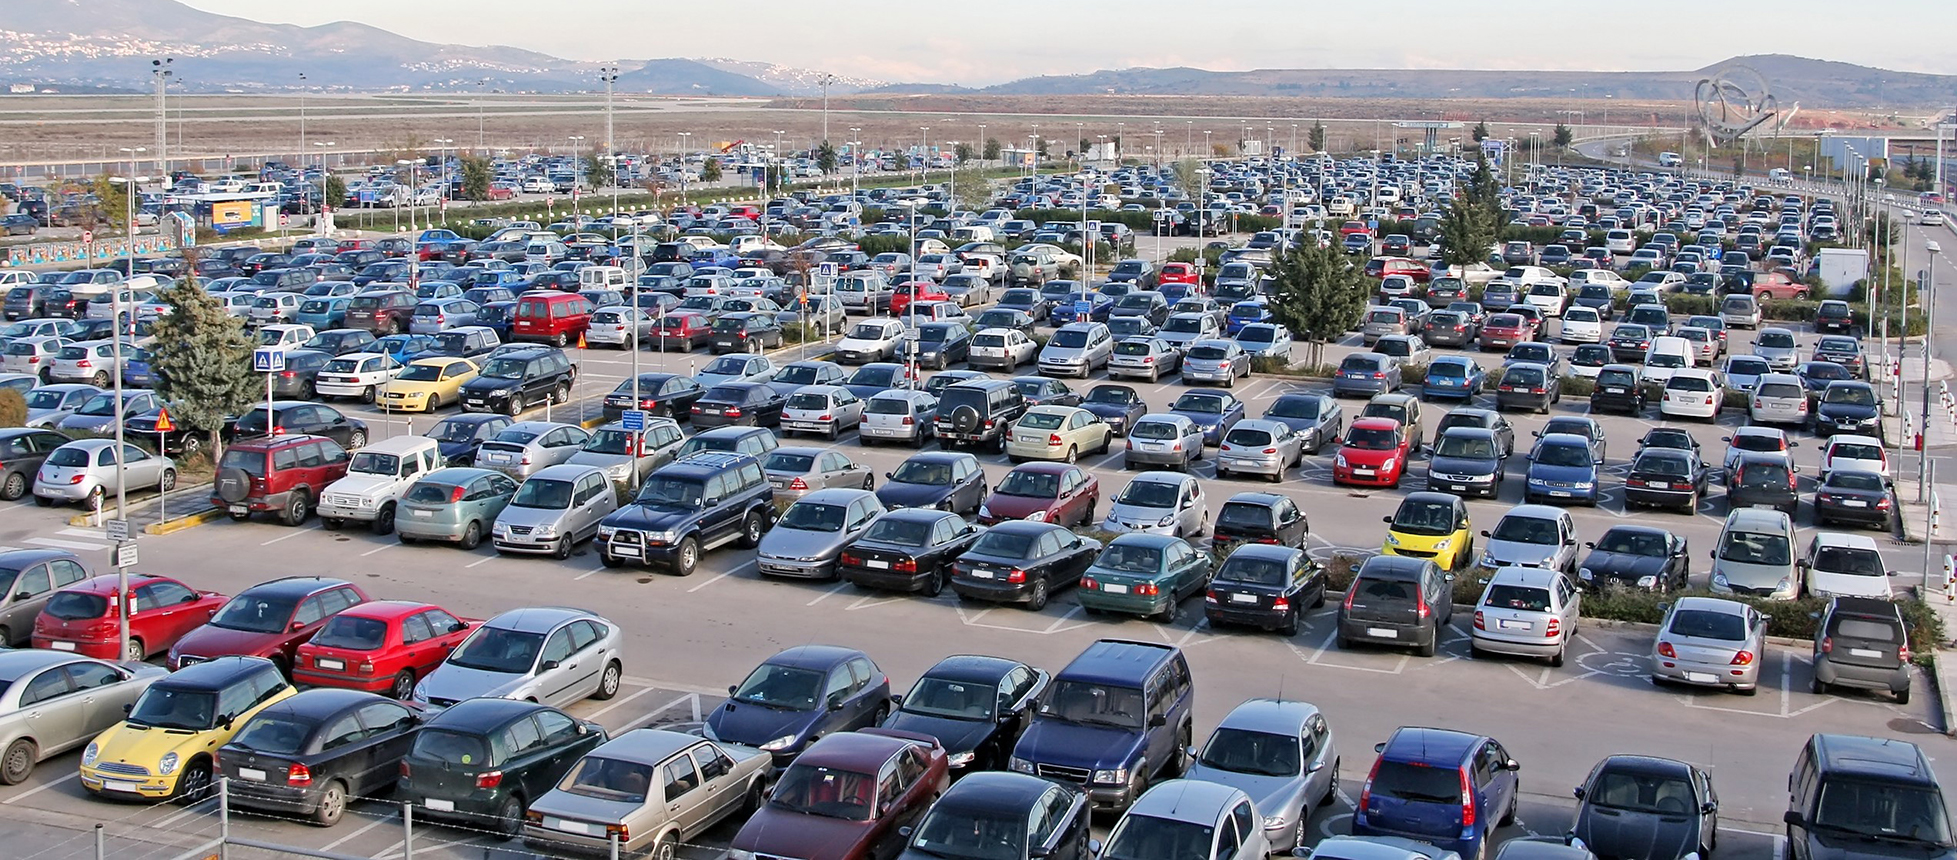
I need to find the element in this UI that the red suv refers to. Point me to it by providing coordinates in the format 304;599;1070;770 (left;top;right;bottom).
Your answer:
510;291;595;346
346;290;418;334
33;573;227;661
168;576;370;673
212;434;351;526
293;600;478;698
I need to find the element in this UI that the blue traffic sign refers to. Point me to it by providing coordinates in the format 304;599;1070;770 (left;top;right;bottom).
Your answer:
252;348;286;373
620;409;648;432
1073;300;1093;316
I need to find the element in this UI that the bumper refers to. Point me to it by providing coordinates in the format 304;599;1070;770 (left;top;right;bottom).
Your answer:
381;391;438;411
292;668;398;692
1818;502;1890;526
29;636;117;659
1206;603;1292;631
1813;657;1910;694
1334;464;1399;486
1099;516;1178;536
1123;446;1191;467
1526;482;1598;504
757;556;838;579
1428;475;1499;497
781;418;839;435
1108;363;1157;379
1590;392;1643;412
314;382;375;398
598;537;685;568
859;423;926;442
1496;392;1554;411
1331;379;1389;397
949;578;1036;604
525;824;647;856
841;565;935;593
226;778;326;815
1218;454;1284;476
1005;441;1068;460
1626;486;1696;508
35;483;98;502
1340;617;1433;649
1183;366;1234;382
1037;360;1089;377
398;790;503;827
1652;656;1760;689
493;531;564;553
80;766;182;799
1422;383;1476;399
1471;631;1563;658
460;393;512;413
835;348;885;363
316;501;380;522
1660;400;1718;418
214;490;291;515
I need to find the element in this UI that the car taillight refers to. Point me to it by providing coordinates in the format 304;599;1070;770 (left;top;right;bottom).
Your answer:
1006;569;1027;583
67;474;83;484
840;552;861;566
1731;650;1755;666
1133;583;1159;596
1271;595;1291;612
287;762;313;786
1819;636;1833;654
893;558;918;573
399;761;412;778
1342;588;1357;611
476;770;503;789
1372;372;1385;379
1416;591;1431;620
272;426;285;435
725;407;742;417
902;416;915;425
75;359;92;368
1473;610;1485;630
1900;643;1912;662
1359;757;1381;812
1081;576;1099;590
1545;617;1561;638
789;477;808;490
1459;767;1476;827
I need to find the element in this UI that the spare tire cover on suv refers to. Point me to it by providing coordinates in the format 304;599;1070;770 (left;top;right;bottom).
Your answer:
949;404;981;434
217;467;252;503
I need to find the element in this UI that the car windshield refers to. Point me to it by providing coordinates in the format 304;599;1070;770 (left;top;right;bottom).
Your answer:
1813;780;1952;844
1171;394;1224;414
1163;316;1202;333
1266;396;1322;420
1344;426;1398;450
1097;543;1164;574
396;363;446;382
1435;435;1496;459
1758;331;1796;349
209;594;297;633
731;663;822;709
863;517;935;547
996;470;1060;498
1041;680;1144;729
1669;608;1748;641
1825;386;1877;407
1728;359;1769;376
1493;515;1559;545
1586;770;1700;815
779;501;846;532
510;478;572;510
1019;412;1066;431
770;762;878;821
310;614;389;650
891;460;953;486
1536;442;1592;468
126;687;219;731
910;807;1028;860
429;419;492;444
1238;325;1277;343
1486;583;1551;612
1828;472;1886;492
557;756;657;804
1198;727;1301;778
478;358;528;379
1815;546;1884;576
347;452;400;476
1392;500;1457;536
852;366;897;386
847;323;888;340
1050;329;1090;349
701;356;748;376
901;676;997;720
447;625;544;674
1718;531;1791;566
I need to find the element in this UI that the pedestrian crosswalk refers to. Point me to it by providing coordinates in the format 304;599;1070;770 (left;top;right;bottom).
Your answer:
0;528;116;555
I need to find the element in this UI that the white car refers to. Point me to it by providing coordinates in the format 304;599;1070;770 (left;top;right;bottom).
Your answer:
1659;368;1723;420
1804;532;1893;599
1921;210;1947;227
314;351;404;402
1820;434;1889;479
0;336;69;379
585;307;652;348
780;384;865;440
833;318;906;364
253;323;315;354
246;292;305;326
1570;269;1631;291
968;327;1037;371
45;340;131;387
1558;306;1604;344
317;436;444;533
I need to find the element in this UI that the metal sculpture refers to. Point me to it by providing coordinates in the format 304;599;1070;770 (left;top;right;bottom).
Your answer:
1693;65;1796;146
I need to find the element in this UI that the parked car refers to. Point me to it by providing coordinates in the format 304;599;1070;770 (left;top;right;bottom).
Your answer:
1007;639;1192;811
873;451;986;514
1352;727;1519;860
893;772;1093;860
217;688;423;826
492;464;619;558
32;438;175;508
410;606;625;707
1782;733;1950;860
1570;756;1719;860
79;656;295;802
729;730;951;860
1809;596;1912;701
704;645;890;764
522;729;771;857
396;698;607;836
596;452;776;575
1469;566;1581;665
1337;555;1455;656
1103;780;1270;860
1650;596;1766;694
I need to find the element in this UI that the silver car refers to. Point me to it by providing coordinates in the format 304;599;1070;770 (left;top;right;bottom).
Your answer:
396;467;518;548
1469;566;1581;666
1476;504;1578;574
755;488;884;579
567;418;685;487
1124;414;1205;470
1217;418;1306;481
1650;596;1766;693
1182;338;1252;386
693;353;777;389
412;606;626;708
523;730;772;856
1158;312;1221;350
1100;471;1207;537
781;384;866;440
492;464;620;558
1750;327;1800;372
1037;322;1114;379
474;421;592;480
1184;698;1339;854
1106;780;1270;860
764;447;874;502
584;306;654;348
33;439;175;507
1109;336;1184;382
0;650;167;785
859;390;939;446
23;384;101;426
54;389;158;435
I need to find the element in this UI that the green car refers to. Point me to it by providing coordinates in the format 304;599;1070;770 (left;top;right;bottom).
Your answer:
395;467;518;549
1075;533;1213;622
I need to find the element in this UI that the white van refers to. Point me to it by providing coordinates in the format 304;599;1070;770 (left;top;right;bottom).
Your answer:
1658;152;1683;168
577;266;627;292
1642;335;1695;384
950;225;995;244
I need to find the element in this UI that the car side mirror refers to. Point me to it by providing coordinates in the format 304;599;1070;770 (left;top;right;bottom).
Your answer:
1373;742;1387;754
540;660;560;671
828;698;846;712
11;592;28;602
289;621;306;632
1573;786;1587;799
1148;713;1167;728
728;684;738;695
1584;541;1597;549
1382;516;1393;524
1784;810;1804;827
1702;801;1718;814
1505;759;1520;771
1479;529;1491;538
899;826;915;840
123;703;132;715
890;694;904;706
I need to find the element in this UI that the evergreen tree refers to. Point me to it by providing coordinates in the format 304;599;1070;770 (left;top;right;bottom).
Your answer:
701;157;722;183
954;142;975;165
90;175;132;235
1472;120;1490;143
585;155;614;190
982;138;1002;161
1308;120;1326;152
148;253;258;459
1437;193;1494;272
459;156;492;201
815;141;838;174
323;174;348;209
1265;240;1369;369
1553;123;1573;148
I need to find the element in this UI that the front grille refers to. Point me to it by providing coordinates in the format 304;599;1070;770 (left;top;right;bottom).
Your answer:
325;494;361;508
1396;549;1437;559
94;762;152;777
507;525;532;535
610;530;642;546
1036;764;1092;784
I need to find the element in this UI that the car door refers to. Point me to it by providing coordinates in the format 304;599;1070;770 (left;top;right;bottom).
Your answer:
15;665;82;752
815;663;857;738
535;625;583;706
843;656;883;728
563;620;608;699
696;472;739;545
659;753;710;836
690;742;747;825
1476;741;1517;828
1556;576;1581;641
133;579;202;646
64;660;133;744
1302;714;1334;805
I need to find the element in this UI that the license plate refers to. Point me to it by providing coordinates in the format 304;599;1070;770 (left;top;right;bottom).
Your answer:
316;658;345;671
1606;387;1626;394
1498;619;1527;630
1684;671;1717;683
613;544;641;557
1104;584;1129;594
103;779;140;793
424;799;455;812
1550;490;1571;497
1366;627;1398;639
1647;482;1670;489
866;560;889;569
1843;500;1867;508
548;817;595;836
45;639;77;651
970;569;995;579
1355;468;1374;476
412;509;433;517
1850;648;1884;658
229;504;247;515
239;768;267;782
1229;593;1257;604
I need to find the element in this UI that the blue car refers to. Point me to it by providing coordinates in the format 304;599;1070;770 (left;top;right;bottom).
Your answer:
1008;639;1192;811
294;296;352;331
1167;389;1245;446
1225;300;1270;335
1421;356;1486;400
1049;291;1113;326
1524;432;1603;506
1354;727;1519;860
123;347;157;387
372;333;440;364
705;645;891;764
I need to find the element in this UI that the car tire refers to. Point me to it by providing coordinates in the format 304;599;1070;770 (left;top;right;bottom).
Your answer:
737;511;766;549
347;430;367;449
495;795;525;837
458;521;483;550
593;660;623;700
1417;627;1438;657
0;472;25;502
0;739;36;786
505;393;524;417
311;779;348;827
280;491;311;527
1064;445;1077;464
371;504;395;536
1810;677;1827;695
1026;578;1049;612
1157;595;1180;624
1278;609;1300;637
123;637;145;662
172;758;213;805
673;537;700;576
1550;645;1566;668
553;381;570;405
322;517;344;530
388;671;416;700
550;537;571;560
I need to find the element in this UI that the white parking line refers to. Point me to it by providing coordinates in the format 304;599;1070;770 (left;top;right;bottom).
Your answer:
806;582;850;606
261;524;323;545
1;771;76;804
686;559;757;592
584;683;664;725
359;543;395;557
320;812;397;853
23;537;107;551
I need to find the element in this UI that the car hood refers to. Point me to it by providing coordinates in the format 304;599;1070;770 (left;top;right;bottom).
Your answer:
89;720;219;769
882;711;994;756
983;493;1057;520
460;376;523;394
1529;463;1597;483
1184;764;1303;825
1818;402;1878;420
326;472;405;498
1572;806;1699;860
1807;571;1893;599
836;336;889;350
876;481;955;508
496;504;572;530
1082;402;1137;423
1582;551;1670;580
172;625;278;660
419;662;531;702
1483;538;1562;568
1429;454;1498;477
1712;558;1789;589
759;528;849;560
1108;500;1176;525
706;699;818;747
693;372;745;389
602;503;698;532
1015;718;1144;771
730;805;873;860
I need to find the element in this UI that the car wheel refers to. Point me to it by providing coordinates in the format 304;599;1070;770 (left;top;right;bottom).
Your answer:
91;371;109;388
387;670;416;701
673;536;700;576
347;429;367;449
495;795;526;837
0;739;36;785
1810;676;1827;695
1278;607;1300;637
505;392;524;416
737;511;766;549
1157;594;1180;624
1417;625;1438;657
281;491;311;527
1025;578;1049;611
1064;445;1077;464
593;660;623;700
1550;644;1566;668
172;758;213;805
322;517;345;530
553;381;570;405
311;779;348;827
370;504;395;536
359;386;376;404
0;472;25;502
458;521;483;550
550;536;571;560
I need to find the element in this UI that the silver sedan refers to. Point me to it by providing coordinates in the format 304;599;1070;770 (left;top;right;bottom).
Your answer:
0;650;167;784
1185;698;1340;854
1651;596;1766;694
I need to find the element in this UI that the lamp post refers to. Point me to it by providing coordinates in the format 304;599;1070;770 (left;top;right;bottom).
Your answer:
476;78;490;153
677;132;692;202
818;73;836;146
946;140;959;205
151;59;172;176
568;136;585;216
298;73;308;165
919;126;930;184
432;139;453;225
599;65;618;162
773;129;785;198
107;171;148;662
848;128;861;200
314;141;334;230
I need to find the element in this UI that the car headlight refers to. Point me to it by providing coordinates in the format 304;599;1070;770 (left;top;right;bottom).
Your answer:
1578;568;1594;580
1777;577;1793;594
1433;537;1452;551
412;681;428;701
597;525;616;540
1711;571;1729;588
1008;757;1035;774
1157;514;1177;528
1573;481;1594;489
1263;815;1288;830
82;742;98;767
1025;510;1047;522
1385;534;1402;547
1636;575;1658;588
1092;768;1129;785
948;751;976;768
759;734;799;752
1480;552;1498;569
647;530;679;543
492;522;511;536
531;525;557;539
1381;458;1396;470
978;505;992;518
727;851;755;860
159;752;179;776
1335;454;1348;467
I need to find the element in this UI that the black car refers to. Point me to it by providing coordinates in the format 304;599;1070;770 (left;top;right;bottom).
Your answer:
1571;755;1718;860
935;379;1028;452
220;688;423;826
1624;447;1710;512
227;401;367;448
1211;492;1310;553
894;772;1093;860
974;308;1037;335
1261;393;1343;454
881;656;1050;774
124;408;208;459
1427;427;1506;498
839;509;984;595
425;413;511;466
1590;364;1647;415
994;288;1049;321
397;698;606;836
0;214;36;236
0;428;71;501
457;346;576;416
1079;384;1147;436
709;312;785;355
950;521;1101;611
425;327;500;360
842;363;914;401
1811;597;1910;701
1578;526;1690;592
256;349;331;399
1636;427;1702;458
1573;285;1617;320
1814;469;1893;530
1204;544;1324;635
705;645;890;765
911;322;973;369
875;451;987;514
301;329;379;356
691;382;786;429
1433;407;1515;458
602;373;705;421
1812;380;1880;437
1813;299;1856;335
597;452;776;575
1727;451;1800;516
1012;376;1079;408
1608;324;1654;363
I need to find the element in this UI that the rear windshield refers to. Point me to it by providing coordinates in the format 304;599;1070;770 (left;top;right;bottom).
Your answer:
1668;608;1747;640
1757;383;1802;399
1485;584;1551;612
1371;760;1464;804
412;729;491;766
310;614;389;650
45;591;108;620
230;716;316;756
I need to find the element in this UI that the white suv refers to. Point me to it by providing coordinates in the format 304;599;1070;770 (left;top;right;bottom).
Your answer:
317;435;444;533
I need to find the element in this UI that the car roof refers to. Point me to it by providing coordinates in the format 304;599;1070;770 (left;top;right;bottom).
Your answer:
1058;639;1178;687
0;548;81;568
1812;532;1879;551
1673;596;1749;616
527;463;606;481
1486;566;1563;589
937;771;1058;809
484;606;595;633
1128;779;1242;821
1381;726;1484;764
918;654;1024;684
1811;734;1936;785
793;488;876;506
155;656;279;690
253;687;383;720
763;644;866;670
589;728;703;765
240;576;355;599
1502;504;1568;522
426;696;552;731
1215;697;1319;734
1351;417;1400;431
0;649;98;681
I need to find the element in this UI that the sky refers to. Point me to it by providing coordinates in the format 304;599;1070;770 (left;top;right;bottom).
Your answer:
177;0;1957;85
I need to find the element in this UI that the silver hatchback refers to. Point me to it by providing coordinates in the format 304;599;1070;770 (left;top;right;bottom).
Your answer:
1124;414;1205;470
474;421;592;480
492;464;620;558
1216;418;1306;481
1182;339;1252;386
1100;470;1207;537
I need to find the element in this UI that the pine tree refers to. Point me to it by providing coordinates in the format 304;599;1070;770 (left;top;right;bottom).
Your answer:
1308;120;1326;153
460;156;492;201
1437;193;1494;272
1472;120;1490;143
323;174;348;208
586;155;614;190
148;253;259;459
1553;123;1573;148
982;138;1002;161
954;142;975;165
815;141;838;175
701;157;722;183
1266;240;1369;369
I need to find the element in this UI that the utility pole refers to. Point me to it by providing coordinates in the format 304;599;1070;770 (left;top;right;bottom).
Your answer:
477;78;490;153
110;165;146;662
1920;245;1940;502
819;73;836;146
298;73;308;165
151;58;172;176
600;65;618;162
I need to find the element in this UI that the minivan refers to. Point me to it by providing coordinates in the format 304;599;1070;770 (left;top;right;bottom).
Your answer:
1008;639;1193;811
510;291;594;347
1784;734;1952;860
1337;555;1454;656
1709;507;1803;600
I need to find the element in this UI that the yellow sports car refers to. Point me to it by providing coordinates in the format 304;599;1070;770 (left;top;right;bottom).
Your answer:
79;657;294;802
1005;405;1114;464
1381;491;1473;571
380;356;480;412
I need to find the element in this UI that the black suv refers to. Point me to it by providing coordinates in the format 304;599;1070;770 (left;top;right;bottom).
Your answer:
458;346;577;416
596;452;776;576
1811;597;1911;702
1785;734;1950;860
934;379;1027;452
1589;364;1646;415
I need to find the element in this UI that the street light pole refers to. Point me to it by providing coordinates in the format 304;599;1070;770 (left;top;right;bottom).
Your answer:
568;135;585;214
151;58;173;176
314;141;334;232
819;73;836;146
433;138;452;226
298;73;307;165
109;169;147;662
1920;243;1941;502
476;78;489;153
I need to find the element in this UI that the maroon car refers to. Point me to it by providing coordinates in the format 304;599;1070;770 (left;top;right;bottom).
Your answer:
728;729;949;860
977;462;1099;527
166;576;370;673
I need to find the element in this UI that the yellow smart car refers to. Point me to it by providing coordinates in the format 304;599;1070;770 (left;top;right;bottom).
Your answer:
1005;405;1114;464
1381;492;1473;571
79;657;294;803
379;356;480;412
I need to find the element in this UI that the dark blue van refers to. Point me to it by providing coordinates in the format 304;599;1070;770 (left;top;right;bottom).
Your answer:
1354;726;1520;859
1007;639;1192;811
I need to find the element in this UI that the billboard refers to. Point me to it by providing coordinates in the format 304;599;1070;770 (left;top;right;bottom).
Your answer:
212;200;257;229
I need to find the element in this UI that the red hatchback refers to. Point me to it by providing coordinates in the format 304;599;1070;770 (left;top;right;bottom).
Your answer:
977;462;1099;527
293;600;478;699
33;574;226;661
889;282;950;317
654;311;713;350
1333;417;1411;488
1158;262;1200;286
728;729;949;860
1477;313;1538;351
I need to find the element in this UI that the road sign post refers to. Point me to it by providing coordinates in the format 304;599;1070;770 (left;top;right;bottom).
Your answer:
253;348;285;436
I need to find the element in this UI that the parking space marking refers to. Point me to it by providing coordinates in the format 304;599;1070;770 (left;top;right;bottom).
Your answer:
358;542;395;557
24;537;108;552
320;813;397;853
261;524;323;545
686;559;756;592
1;771;76;804
583;683;663;725
805;581;850;606
464;554;496;568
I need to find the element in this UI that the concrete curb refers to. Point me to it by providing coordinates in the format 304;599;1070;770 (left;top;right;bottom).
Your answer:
65;482;215;527
1933;654;1957;736
144;506;224;535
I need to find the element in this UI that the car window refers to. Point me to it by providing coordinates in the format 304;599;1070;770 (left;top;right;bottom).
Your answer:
14;563;51;598
66;661;122;691
568;620;600;651
663;757;701;801
540;628;574;665
292;596;326;626
401;613;434;644
535;709;580;745
506;715;544;754
320;714;364;751
19;668;73;706
823;665;853;703
693;744;735;781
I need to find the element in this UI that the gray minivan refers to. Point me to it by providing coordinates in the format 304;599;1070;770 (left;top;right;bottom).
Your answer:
491;464;620;558
1784;734;1953;860
1336;555;1454;657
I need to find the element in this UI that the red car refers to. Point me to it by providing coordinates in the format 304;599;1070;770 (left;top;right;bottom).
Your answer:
1158;262;1200;287
486;183;516;201
1477;313;1538;351
167;576;370;672
654;311;713;350
888;282;950;317
1333;417;1411;488
1339;220;1373;237
1365;256;1429;283
977;462;1099;527
33;574;226;661
293;600;479;699
728;729;950;860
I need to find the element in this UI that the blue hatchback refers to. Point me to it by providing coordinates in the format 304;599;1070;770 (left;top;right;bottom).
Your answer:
1421;356;1486;401
1225;301;1270;335
1524;432;1603;506
1355;727;1519;860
